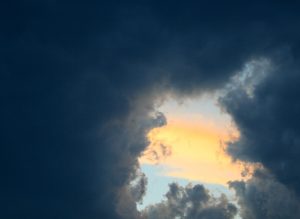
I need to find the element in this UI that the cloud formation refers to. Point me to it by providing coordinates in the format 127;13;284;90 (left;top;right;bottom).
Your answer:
142;183;237;219
221;53;300;196
229;170;300;219
2;1;300;218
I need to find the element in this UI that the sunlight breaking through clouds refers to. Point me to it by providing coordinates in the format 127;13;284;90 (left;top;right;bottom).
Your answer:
139;95;259;185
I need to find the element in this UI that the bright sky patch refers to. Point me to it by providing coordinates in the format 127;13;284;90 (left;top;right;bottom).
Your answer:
139;95;256;185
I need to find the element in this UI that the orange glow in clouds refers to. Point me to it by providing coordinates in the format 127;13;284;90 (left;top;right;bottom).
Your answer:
139;113;257;185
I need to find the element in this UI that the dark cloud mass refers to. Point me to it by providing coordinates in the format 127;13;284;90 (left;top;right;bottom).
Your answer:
2;1;300;218
221;50;300;196
229;170;300;219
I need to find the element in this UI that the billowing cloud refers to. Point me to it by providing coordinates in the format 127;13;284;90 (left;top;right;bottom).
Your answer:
2;1;300;218
142;183;237;219
220;54;300;196
219;48;300;218
229;170;300;219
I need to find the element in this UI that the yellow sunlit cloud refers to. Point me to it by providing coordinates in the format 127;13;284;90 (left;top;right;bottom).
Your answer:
139;114;257;185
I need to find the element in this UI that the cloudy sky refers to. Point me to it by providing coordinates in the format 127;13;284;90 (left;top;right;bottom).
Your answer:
2;1;300;219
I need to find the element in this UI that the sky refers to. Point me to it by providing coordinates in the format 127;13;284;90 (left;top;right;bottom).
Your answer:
137;83;261;219
138;96;237;207
138;164;237;209
3;1;300;219
140;95;251;184
138;95;254;212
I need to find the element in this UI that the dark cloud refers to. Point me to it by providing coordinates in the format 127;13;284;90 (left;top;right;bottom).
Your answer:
229;170;300;219
219;34;300;218
142;183;237;219
2;1;300;218
116;167;148;219
220;51;300;196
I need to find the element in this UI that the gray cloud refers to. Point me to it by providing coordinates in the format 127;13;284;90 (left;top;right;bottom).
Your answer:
229;170;300;219
142;183;237;219
220;50;300;196
2;1;300;218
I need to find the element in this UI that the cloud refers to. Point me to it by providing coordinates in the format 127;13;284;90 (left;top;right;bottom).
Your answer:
229;170;300;219
142;183;237;219
220;54;300;196
219;48;300;218
2;1;300;218
116;167;148;219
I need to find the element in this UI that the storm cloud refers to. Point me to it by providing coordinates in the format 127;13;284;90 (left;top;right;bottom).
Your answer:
221;49;300;196
229;170;300;219
2;1;300;219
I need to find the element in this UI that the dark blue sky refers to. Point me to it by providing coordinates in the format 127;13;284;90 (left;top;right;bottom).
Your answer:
2;1;300;218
